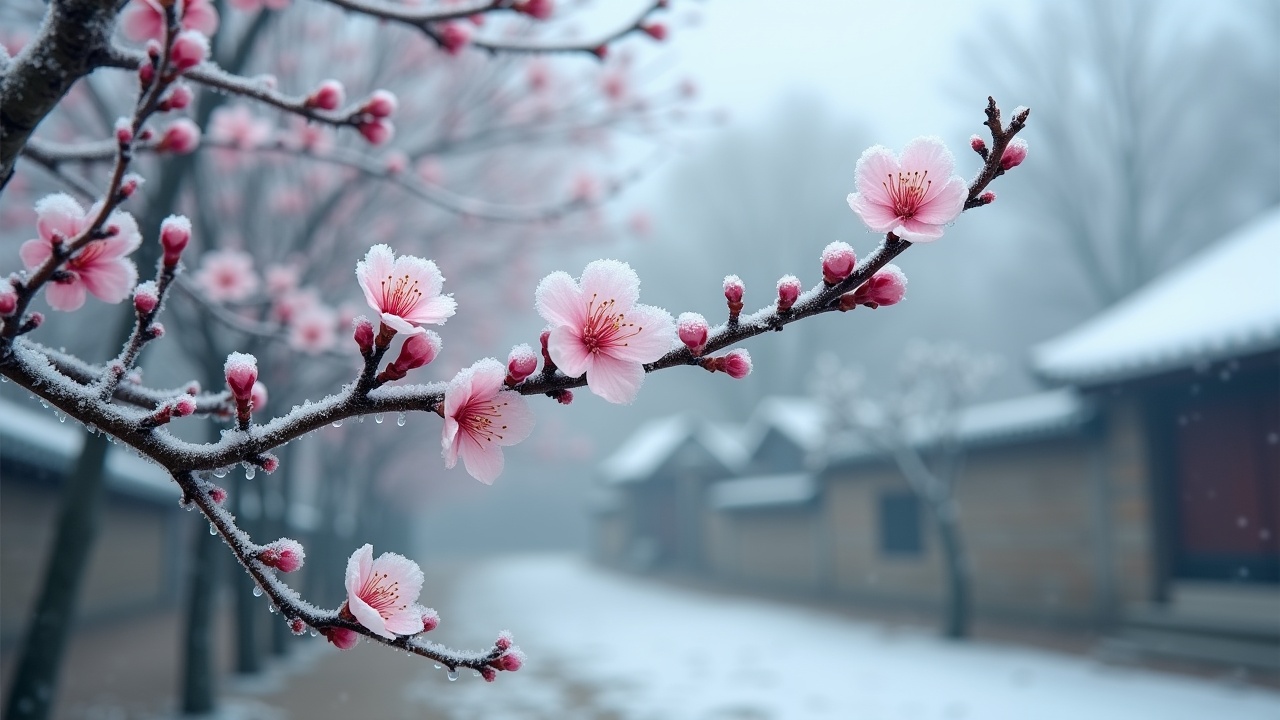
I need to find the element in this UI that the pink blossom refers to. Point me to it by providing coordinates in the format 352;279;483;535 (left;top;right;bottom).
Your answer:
362;90;398;119
381;330;441;381
157;119;201;154
847;136;966;243
264;264;300;297
723;275;744;304
506;344;539;384
321;626;359;650
722;349;752;379
419;606;440;633
272;287;318;323
134;281;159;314
170;30;208;70
676;312;708;355
848;264;907;309
535;260;675;404
344;544;425;639
515;0;554;19
969;134;987;156
442;358;535;484
19;194;141;312
306;79;345;111
194;249;259;302
0;289;17;317
641;23;667;41
439;22;472;55
289;306;338;354
353;316;375;354
358;119;395;146
355;244;456;336
820;241;857;284
209;105;272;149
120;0;220;43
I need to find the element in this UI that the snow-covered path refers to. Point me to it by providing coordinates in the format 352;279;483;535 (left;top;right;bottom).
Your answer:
410;555;1279;720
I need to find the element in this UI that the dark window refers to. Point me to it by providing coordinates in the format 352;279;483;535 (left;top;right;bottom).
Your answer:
879;491;923;556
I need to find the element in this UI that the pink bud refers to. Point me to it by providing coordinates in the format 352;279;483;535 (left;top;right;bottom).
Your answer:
384;151;408;175
138;62;155;85
170;30;209;71
970;134;987;155
421;607;440;633
22;312;44;332
307;79;345;111
259;538;305;573
821;241;857;284
260;454;279;474
134;281;159;315
776;275;801;312
363;90;398;118
115;118;133;145
160;215;191;266
357;118;394;146
321;626;359;650
723;275;744;304
539;329;556;371
166;82;193;110
390;330;441;374
555;389;573;405
289;618;306;635
440;22;472;55
979;191;996;205
850;264;907;309
498;651;524;672
224;352;258;402
185;381;201;395
353;316;375;354
722;349;752;379
159;119;201;154
172;396;196;417
495;631;513;651
641;23;667;41
515;0;554;19
149;322;165;338
591;45;608;60
1000;138;1028;170
506;344;539;384
146;40;162;59
120;173;142;198
209;485;228;505
480;667;497;682
677;312;709;355
0;291;17;316
250;381;268;410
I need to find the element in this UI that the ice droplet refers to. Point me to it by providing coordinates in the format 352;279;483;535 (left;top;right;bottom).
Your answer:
244;465;256;480
358;415;365;423
268;603;276;613
40;400;48;408
447;670;459;682
252;586;263;597
397;413;406;427
57;413;66;423
309;629;319;638
374;414;384;424
332;420;343;427
213;467;228;478
209;523;217;535
433;663;442;670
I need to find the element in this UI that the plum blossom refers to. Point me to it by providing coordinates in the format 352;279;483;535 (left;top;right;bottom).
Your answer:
120;0;219;42
209;105;272;150
20;194;141;312
344;544;424;639
442;358;535;484
847;136;966;242
355;244;456;336
195;249;259;302
535;260;675;404
288;306;338;354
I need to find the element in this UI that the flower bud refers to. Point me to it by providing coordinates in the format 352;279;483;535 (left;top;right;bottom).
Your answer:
148;322;165;339
969;134;987;156
440;22;472;55
641;23;667;41
115;117;134;145
722;349;752;379
421;607;440;633
134;281;159;315
480;667;497;682
1000;138;1028;170
357;118;394;146
290;618;306;635
172;395;197;417
258;538;305;573
363;90;399;118
158;119;201;154
166;82;193;110
677;312;709;356
224;352;258;402
539;329;556;371
506;343;539;384
497;651;524;672
514;0;554;19
821;241;857;285
306;79;345;111
353;316;375;354
260;454;279;474
723;275;744;304
849;264;907;309
250;381;268;411
554;389;573;405
138;62;155;85
383;330;441;380
160;215;191;266
0;291;18;317
208;485;228;505
321;626;359;650
170;30;209;71
979;191;996;206
495;631;513;651
120;173;143;198
776;275;801;312
591;45;608;60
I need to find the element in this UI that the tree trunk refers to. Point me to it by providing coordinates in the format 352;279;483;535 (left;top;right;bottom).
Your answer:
181;422;225;715
230;469;262;676
933;505;970;640
2;432;110;720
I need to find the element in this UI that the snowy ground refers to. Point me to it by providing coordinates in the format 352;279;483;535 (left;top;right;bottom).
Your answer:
408;555;1280;720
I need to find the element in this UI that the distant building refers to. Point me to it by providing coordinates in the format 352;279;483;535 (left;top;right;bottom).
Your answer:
0;396;186;647
594;208;1280;669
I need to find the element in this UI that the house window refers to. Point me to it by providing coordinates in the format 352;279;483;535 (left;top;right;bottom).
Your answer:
879;491;923;556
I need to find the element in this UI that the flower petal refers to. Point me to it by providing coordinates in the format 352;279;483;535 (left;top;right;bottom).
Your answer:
534;270;585;328
35;193;85;243
356;244;395;312
894;218;946;243
19;238;52;271
547;325;592;378
580;259;640;312
853;146;899;203
405;294;456;326
442;416;462;467
45;279;86;312
899;136;956;197
345;543;373;598
603;303;674;364
79;259;137;304
349;592;393;638
847;193;902;233
490;391;535;447
459;431;504;484
371;551;424;606
912;176;966;226
585;353;644;404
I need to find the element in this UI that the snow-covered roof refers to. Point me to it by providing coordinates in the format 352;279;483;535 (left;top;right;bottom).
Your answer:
700;421;750;469
709;473;818;511
0;396;177;501
599;416;692;484
1034;208;1280;385
829;389;1093;466
748;396;828;454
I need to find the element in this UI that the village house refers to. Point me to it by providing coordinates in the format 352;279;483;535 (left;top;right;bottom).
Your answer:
595;207;1280;670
